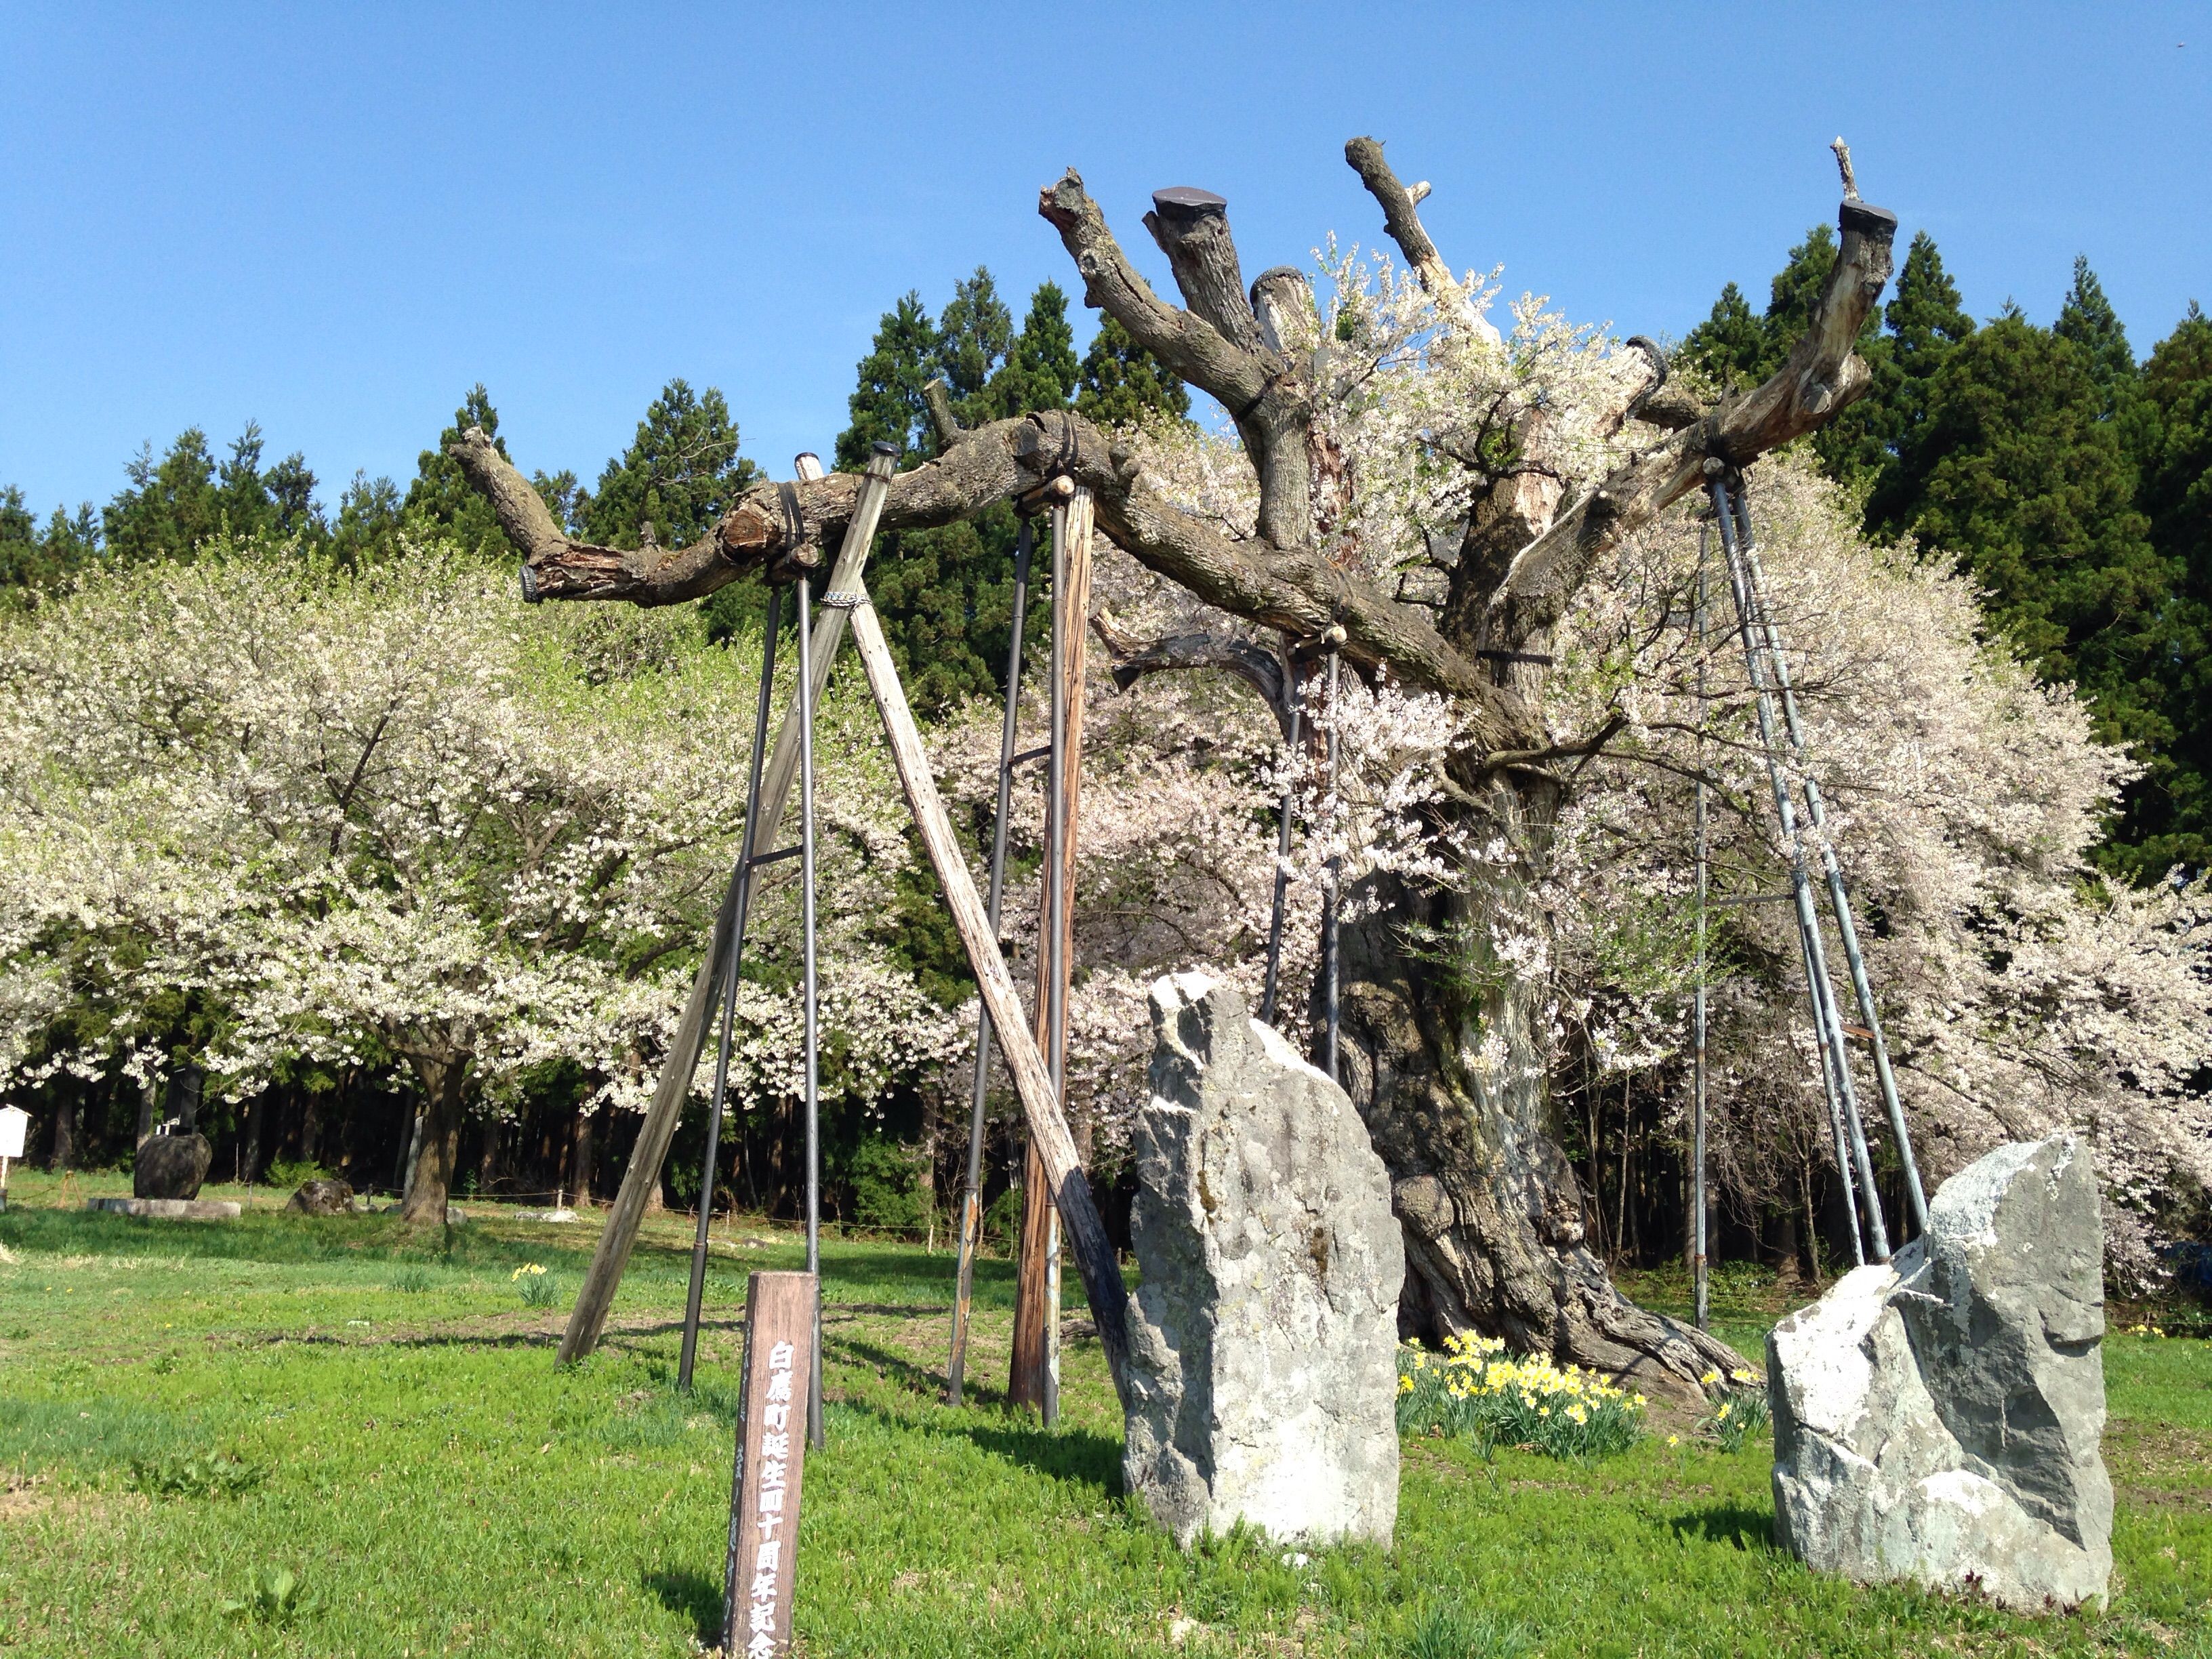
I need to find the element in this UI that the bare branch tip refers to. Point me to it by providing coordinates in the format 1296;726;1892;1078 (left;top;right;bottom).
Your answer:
1830;136;1860;200
922;377;964;447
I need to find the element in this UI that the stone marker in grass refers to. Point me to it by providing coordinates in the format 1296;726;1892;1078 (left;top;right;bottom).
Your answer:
134;1131;211;1201
87;1197;242;1219
1768;1134;2112;1611
1122;972;1401;1549
287;1179;354;1216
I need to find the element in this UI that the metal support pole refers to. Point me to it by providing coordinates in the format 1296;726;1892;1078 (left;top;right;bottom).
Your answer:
1711;474;1883;1264
1729;489;1929;1236
1692;533;1711;1334
678;586;782;1393
1322;651;1342;1083
1258;652;1303;1028
798;573;825;1452
946;521;1033;1406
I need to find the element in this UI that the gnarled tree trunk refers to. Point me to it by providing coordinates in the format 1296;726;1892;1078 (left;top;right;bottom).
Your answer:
445;136;1894;1401
1340;774;1743;1401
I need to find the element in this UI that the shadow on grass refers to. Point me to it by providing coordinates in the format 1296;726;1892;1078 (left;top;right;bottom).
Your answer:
642;1566;723;1647
826;1332;947;1402
1669;1498;1778;1552
961;1417;1124;1492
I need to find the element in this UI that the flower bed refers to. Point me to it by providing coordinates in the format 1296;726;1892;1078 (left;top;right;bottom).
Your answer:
1397;1334;1644;1458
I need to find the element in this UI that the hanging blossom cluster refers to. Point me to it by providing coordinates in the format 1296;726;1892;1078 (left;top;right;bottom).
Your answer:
0;544;961;1128
930;649;1313;1158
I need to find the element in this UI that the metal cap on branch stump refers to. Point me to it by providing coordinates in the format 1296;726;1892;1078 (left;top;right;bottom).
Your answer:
1150;185;1227;218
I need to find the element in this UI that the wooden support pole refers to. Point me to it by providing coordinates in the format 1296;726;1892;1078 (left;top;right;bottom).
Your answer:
556;446;898;1368
1010;487;1092;1420
839;582;1130;1399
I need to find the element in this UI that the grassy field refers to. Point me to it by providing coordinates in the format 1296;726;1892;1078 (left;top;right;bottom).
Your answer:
1;1166;2206;1658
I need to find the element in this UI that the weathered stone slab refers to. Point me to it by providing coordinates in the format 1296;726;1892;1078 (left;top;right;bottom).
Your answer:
1767;1134;2111;1610
88;1197;241;1220
1122;972;1401;1549
134;1132;211;1200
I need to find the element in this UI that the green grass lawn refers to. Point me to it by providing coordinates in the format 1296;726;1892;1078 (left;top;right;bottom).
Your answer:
2;1166;2206;1657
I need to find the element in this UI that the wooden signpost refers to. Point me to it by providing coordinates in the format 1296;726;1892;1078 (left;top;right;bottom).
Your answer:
722;1270;817;1658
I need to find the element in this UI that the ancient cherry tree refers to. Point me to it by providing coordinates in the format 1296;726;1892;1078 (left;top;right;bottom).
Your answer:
453;138;1900;1398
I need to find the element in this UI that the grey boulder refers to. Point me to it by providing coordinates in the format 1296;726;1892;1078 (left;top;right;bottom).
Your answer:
287;1178;355;1216
134;1132;211;1201
1122;972;1402;1549
1767;1134;2112;1610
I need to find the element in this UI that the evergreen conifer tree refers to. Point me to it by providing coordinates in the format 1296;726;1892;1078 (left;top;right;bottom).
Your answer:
2130;302;2212;872
2055;256;2137;394
328;471;405;569
104;429;224;563
0;488;51;602
42;504;100;569
830;272;1095;716
579;378;758;550
1866;231;1977;537
1910;316;2175;853
1679;281;1769;384
1076;312;1193;428
834;295;941;471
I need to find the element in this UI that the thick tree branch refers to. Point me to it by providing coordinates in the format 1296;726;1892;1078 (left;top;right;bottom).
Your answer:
1039;171;1315;548
456;409;1530;746
1092;605;1287;719
1037;171;1269;417
922;376;964;448
1143;187;1269;356
1481;189;1897;653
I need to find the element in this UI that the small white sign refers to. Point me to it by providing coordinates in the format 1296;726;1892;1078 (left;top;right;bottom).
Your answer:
0;1105;28;1160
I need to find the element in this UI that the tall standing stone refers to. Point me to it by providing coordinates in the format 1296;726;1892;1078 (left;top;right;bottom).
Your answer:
1122;972;1402;1548
1767;1134;2112;1610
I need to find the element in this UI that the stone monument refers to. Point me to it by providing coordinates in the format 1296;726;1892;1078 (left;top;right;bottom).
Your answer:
1121;972;1401;1548
134;1130;211;1201
1767;1134;2112;1610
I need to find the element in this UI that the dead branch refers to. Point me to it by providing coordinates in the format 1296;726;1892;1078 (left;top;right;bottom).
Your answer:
455;409;1525;741
922;376;963;448
1344;135;1502;347
1039;173;1315;549
1471;711;1629;779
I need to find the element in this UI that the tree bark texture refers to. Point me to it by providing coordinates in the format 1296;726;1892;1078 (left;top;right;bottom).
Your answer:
452;140;1894;1403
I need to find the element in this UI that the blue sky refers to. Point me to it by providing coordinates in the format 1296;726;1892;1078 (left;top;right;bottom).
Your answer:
4;2;2207;515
